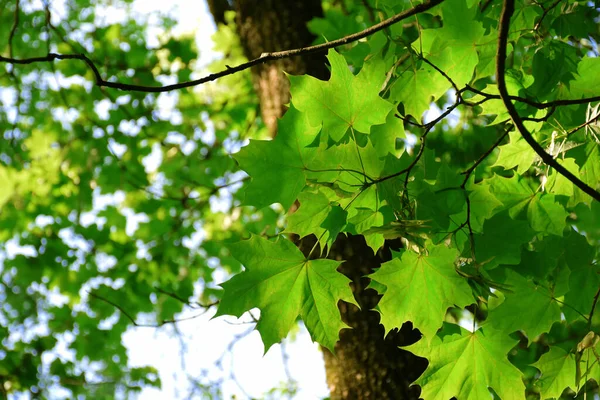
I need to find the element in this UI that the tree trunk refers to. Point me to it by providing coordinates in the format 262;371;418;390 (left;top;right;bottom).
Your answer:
209;1;427;398
320;235;425;400
233;0;328;135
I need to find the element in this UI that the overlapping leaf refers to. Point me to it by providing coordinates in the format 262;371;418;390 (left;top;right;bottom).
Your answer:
484;270;561;343
569;141;600;205
532;347;578;400
494;131;536;174
406;324;525;400
289;49;393;141
563;231;599;322
419;0;485;87
369;243;473;341
215;235;356;352
234;106;320;209
285;190;347;252
470;212;534;267
489;175;569;236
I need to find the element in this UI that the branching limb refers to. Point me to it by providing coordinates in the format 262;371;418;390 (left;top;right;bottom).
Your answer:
88;290;213;327
496;0;600;202
465;84;600;110
533;0;562;32
154;286;219;310
0;0;444;93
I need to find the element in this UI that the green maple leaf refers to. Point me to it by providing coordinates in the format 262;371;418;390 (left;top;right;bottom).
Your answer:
420;0;485;88
475;34;512;80
532;346;578;400
563;231;599;322
484;270;561;343
370;110;405;158
234;106;320;209
527;194;569;236
289;49;393;141
489;175;568;236
392;57;450;119
406;323;525;400
494;131;536;174
369;243;473;341
546;158;580;197
347;207;385;252
472;212;534;267
569;141;600;206
465;182;503;230
489;175;534;216
307;140;401;236
529;42;578;99
515;235;566;281
285;190;347;252
563;57;600;99
394;0;484;119
215;235;356;352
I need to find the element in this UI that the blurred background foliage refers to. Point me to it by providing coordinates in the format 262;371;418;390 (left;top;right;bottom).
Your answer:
1;0;600;399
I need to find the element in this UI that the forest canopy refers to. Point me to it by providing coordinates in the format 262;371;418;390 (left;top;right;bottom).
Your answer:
1;0;600;399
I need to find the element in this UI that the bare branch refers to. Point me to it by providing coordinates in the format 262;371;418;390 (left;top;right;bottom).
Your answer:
461;124;512;182
154;286;219;310
496;0;600;202
589;286;600;331
567;109;600;137
0;0;444;93
465;84;600;110
533;0;562;32
88;290;211;327
8;0;19;59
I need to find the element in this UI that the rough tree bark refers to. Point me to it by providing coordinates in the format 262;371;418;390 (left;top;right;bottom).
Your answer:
209;0;328;135
209;2;426;398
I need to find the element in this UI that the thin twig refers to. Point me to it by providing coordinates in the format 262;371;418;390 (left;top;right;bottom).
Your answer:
8;0;19;58
376;100;461;185
88;290;210;327
154;286;219;309
461;124;512;182
496;0;600;202
567;113;600;137
480;0;494;13
548;297;589;322
533;0;562;32
589;287;600;331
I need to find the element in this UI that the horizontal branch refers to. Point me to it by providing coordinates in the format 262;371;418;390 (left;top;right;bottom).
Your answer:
88;290;214;327
465;85;600;110
0;0;444;93
496;0;600;202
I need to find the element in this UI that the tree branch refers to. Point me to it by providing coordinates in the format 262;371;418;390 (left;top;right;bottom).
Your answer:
8;0;20;59
0;0;444;93
465;84;600;110
88;290;212;327
461;124;512;182
496;0;600;202
533;0;562;32
589;286;600;331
